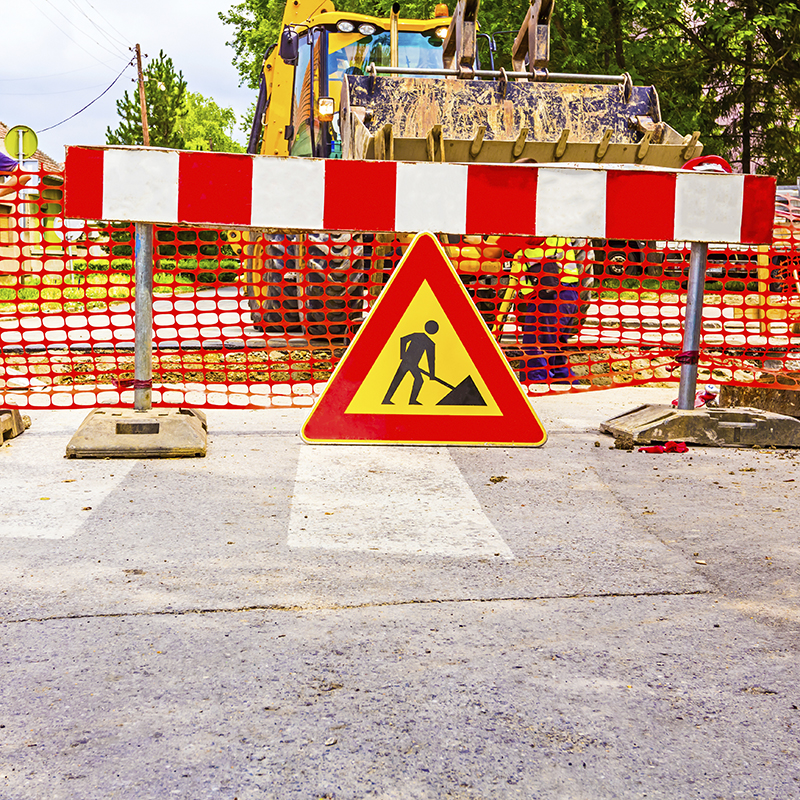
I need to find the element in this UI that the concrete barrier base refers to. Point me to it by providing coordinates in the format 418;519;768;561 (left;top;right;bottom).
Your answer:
65;407;207;458
0;408;29;445
600;403;800;448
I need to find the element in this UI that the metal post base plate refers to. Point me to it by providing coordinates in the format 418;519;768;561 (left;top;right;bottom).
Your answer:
66;408;207;458
600;404;800;448
1;408;30;445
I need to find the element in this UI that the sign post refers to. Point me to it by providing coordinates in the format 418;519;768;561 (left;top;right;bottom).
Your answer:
133;223;154;412
65;212;207;458
0;126;38;446
676;241;709;410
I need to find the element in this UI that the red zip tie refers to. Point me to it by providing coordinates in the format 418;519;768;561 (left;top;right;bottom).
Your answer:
674;350;700;365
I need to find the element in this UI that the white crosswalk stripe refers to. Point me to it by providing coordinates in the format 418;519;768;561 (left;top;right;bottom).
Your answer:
0;424;135;539
288;445;513;557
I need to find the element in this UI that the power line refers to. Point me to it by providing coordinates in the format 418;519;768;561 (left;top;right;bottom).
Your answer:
75;0;132;49
0;62;123;82
26;0;124;69
39;0;127;57
28;0;126;62
66;0;130;53
37;56;135;133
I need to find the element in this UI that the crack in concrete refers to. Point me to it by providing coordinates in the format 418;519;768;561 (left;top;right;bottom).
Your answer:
1;588;712;625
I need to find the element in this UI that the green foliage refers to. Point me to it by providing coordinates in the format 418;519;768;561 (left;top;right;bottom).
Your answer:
220;0;287;90
71;258;132;272
106;50;188;148
156;257;240;283
240;101;258;140
180;92;245;152
617;0;800;179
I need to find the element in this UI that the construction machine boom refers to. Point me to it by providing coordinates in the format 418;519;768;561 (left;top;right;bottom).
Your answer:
243;0;702;344
338;0;700;166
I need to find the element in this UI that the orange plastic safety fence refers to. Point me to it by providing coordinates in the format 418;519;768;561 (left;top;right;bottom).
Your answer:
1;167;799;410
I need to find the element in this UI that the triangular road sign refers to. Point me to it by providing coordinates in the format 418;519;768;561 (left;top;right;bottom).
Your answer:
302;231;547;446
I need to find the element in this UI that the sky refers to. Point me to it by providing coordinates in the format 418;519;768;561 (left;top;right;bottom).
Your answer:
1;0;256;164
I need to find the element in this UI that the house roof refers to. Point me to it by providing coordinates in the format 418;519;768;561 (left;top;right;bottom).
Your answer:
0;121;64;172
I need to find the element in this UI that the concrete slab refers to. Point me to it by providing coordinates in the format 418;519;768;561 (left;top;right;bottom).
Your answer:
600;403;800;447
2;386;800;799
65;407;207;458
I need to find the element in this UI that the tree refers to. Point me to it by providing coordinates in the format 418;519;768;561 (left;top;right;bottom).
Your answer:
106;50;188;148
503;0;800;179
543;0;726;159
618;0;800;180
180;92;244;152
220;0;287;90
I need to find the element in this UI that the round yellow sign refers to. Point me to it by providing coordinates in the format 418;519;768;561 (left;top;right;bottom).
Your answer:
4;125;38;161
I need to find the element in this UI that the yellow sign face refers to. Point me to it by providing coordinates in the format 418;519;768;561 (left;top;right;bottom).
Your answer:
345;280;502;416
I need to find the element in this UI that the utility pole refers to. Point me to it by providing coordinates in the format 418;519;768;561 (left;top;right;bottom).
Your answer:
134;43;150;147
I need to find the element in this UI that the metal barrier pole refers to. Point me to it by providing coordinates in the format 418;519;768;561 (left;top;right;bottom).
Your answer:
677;241;708;410
134;222;154;411
65;216;206;457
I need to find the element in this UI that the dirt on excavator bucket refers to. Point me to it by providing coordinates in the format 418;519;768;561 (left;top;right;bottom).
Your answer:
340;74;702;168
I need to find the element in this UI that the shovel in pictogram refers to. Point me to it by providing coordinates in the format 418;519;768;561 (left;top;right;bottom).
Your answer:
422;370;487;406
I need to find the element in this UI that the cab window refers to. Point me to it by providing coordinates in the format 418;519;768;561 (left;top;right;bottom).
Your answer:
289;31;322;157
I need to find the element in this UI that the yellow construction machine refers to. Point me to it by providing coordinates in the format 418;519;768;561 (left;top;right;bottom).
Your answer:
241;0;703;342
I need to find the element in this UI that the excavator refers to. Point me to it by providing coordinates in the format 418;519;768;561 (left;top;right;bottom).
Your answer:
240;0;703;342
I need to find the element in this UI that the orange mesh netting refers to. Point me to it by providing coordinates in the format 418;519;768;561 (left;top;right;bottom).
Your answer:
1;166;798;410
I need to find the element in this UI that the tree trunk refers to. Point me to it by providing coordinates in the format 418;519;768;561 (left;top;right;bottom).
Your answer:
741;2;754;174
607;0;626;70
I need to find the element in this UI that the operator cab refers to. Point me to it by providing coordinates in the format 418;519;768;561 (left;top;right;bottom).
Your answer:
279;17;448;158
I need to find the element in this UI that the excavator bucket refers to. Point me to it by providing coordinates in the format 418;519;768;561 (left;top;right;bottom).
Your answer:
340;74;701;167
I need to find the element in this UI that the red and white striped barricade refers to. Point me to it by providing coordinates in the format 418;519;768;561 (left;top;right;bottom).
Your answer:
65;146;774;244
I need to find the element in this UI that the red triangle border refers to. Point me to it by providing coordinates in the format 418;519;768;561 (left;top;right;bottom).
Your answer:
302;232;547;446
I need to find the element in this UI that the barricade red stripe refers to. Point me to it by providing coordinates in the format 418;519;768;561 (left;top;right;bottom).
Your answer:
64;147;104;221
605;171;676;241
741;175;778;244
177;151;253;227
323;160;397;232
465;164;537;236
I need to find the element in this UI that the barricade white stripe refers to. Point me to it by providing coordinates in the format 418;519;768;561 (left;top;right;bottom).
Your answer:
536;168;607;238
103;149;179;225
674;172;744;243
395;162;468;234
251;157;325;230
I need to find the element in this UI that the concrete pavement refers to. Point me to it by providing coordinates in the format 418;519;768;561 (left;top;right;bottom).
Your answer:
2;386;799;799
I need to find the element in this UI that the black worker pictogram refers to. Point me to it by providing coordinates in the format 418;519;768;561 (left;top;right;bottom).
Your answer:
381;319;486;407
